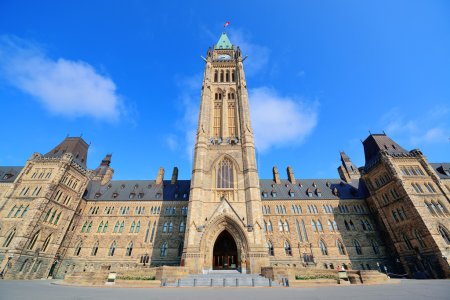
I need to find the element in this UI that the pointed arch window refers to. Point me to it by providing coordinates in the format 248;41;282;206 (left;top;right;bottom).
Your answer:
27;231;40;250
267;240;274;256
150;221;156;242
113;221;119;233
336;240;346;255
438;225;450;244
178;241;184;257
295;220;303;242
168;222;174;233
163;222;168;233
354;239;362;255
21;206;29;218
278;220;283;232
284;240;292;256
54;212;61;225
319;240;328;255
14;205;23;218
144;221;151;243
220;70;224;82
135;221;140;233
74;241;82;256
179;222;185;233
228;102;236;137
225;70;230;82
267;220;273;232
344;220;350;231
311;220;317;232
125;241;133;256
82;221;88;233
97;221;104;233
232;69;236;82
283;220;289;232
130;221;135;233
213;102;222;137
103;222;108;233
217;158;233;189
214;70;218;82
87;222;92;233
317;220;323;232
328;220;334;231
414;230;426;248
402;234;413;250
3;228;16;247
91;241;99;256
7;205;17;218
42;234;52;252
119;221;125;233
108;241;116;256
160;241;168;257
349;220;356;231
301;220;309;242
371;239;380;254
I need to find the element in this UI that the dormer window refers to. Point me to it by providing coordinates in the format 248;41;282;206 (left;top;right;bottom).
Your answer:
2;173;13;180
156;193;162;199
95;192;101;199
107;184;112;189
307;188;313;197
120;184;125;190
134;184;139;190
112;192;119;199
138;193;144;199
271;191;277;198
262;191;268;198
129;193;135;199
147;184;152;189
289;190;295;197
316;189;322;197
183;193;188;199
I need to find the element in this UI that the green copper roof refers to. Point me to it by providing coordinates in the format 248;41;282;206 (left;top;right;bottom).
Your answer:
215;33;233;49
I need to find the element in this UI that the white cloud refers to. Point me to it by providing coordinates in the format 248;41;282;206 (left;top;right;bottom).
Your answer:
249;87;318;152
227;29;270;76
0;35;122;121
381;108;449;145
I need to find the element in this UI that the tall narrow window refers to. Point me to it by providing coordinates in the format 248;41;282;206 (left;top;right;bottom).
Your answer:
231;69;235;82
267;240;274;256
214;70;218;82
135;221;140;233
179;222;185;233
317;220;323;232
125;241;133;256
74;241;82;256
91;241;99;256
319;240;328;255
296;220;303;242
414;230;426;248
284;221;289;232
28;231;40;250
144;221;151;243
438;225;450;244
130;221;135;233
371;240;380;254
225;70;230;82
217;158;233;189
97;221;104;233
160;241;168;257
354;240;362;255
220;70;224;82
214;102;222;137
42;234;52;252
178;242;184;257
113;221;119;233
103;222;108;233
228;102;236;137
301;220;309;242
278;220;283;232
267;221;273;232
284;240;292;256
336;240;346;255
119;221;124;233
150;221;156;243
108;241;116;256
3;228;16;247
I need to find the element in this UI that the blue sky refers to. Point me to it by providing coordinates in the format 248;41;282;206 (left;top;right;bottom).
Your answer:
0;0;449;181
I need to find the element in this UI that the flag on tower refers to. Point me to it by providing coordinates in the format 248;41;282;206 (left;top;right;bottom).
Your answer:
224;21;230;28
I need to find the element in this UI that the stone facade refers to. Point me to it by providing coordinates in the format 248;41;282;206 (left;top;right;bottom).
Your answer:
0;33;449;280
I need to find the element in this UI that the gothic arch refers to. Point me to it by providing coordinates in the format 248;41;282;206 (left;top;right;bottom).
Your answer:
208;154;242;173
199;215;249;271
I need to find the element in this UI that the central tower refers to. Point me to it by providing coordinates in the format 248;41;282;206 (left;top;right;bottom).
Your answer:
182;33;269;273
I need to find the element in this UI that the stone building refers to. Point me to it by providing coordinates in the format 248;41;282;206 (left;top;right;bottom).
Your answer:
0;33;449;280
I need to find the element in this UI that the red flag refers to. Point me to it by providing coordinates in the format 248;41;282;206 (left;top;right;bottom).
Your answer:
224;21;230;28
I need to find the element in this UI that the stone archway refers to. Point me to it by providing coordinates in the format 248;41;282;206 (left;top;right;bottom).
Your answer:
213;230;238;270
200;215;249;272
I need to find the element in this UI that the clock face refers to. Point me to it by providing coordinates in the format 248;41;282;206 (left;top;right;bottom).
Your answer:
217;54;231;61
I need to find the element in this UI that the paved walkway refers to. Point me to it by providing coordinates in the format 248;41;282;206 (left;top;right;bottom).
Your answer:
0;279;449;300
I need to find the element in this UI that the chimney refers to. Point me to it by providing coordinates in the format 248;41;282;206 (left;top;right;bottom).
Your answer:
156;167;165;185
273;166;281;184
287;166;296;184
171;167;178;185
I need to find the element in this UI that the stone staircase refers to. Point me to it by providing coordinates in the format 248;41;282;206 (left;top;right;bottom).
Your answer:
163;270;280;287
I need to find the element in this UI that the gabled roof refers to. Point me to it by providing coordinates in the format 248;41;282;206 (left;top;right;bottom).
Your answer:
215;33;233;50
0;166;23;183
363;133;408;168
44;137;89;168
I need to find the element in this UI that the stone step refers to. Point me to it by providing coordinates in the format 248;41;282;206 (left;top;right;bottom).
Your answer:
164;274;279;287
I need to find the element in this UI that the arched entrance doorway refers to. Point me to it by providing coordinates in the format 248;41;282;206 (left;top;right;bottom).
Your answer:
213;231;238;270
